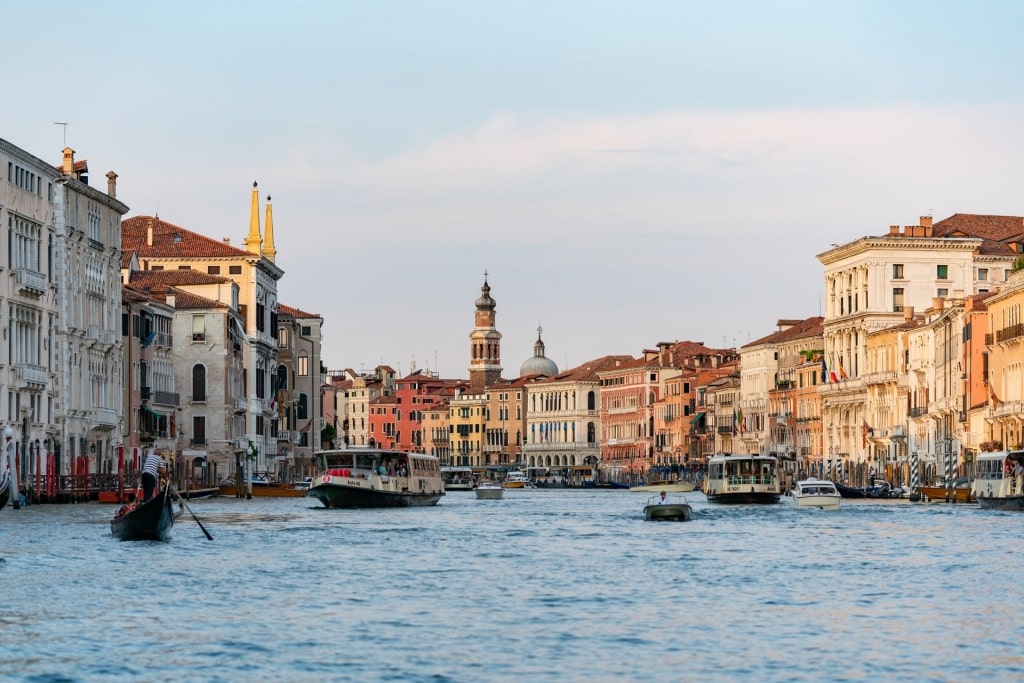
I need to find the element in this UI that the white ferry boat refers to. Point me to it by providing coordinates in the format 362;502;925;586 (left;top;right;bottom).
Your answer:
703;453;781;504
972;450;1024;510
306;447;445;508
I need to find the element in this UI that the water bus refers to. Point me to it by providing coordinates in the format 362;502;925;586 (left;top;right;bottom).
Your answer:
306;447;445;508
440;466;475;491
972;450;1024;510
703;453;781;504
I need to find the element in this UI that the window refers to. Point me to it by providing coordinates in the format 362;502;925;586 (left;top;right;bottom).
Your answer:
177;265;191;270
937;288;949;297
192;365;207;402
192;416;206;445
229;265;242;274
301;325;312;336
937;264;948;279
207;265;221;275
893;287;904;313
298;352;309;377
278;327;288;348
191;315;205;342
893;264;904;279
978;268;989;281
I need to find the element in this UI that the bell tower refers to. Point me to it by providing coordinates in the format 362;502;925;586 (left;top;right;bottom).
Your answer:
468;273;503;390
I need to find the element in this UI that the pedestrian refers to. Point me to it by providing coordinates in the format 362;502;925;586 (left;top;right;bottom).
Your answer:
141;451;165;502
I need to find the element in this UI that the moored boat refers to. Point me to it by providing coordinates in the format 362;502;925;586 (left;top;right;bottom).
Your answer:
218;476;308;498
834;481;867;498
703;453;781;504
643;493;692;521
630;481;696;493
474;480;504;500
918;481;974;503
306;447;445;508
110;480;175;541
0;469;10;511
791;478;841;510
972;450;1024;510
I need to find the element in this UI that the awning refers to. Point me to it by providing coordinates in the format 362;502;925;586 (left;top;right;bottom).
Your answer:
690;411;706;425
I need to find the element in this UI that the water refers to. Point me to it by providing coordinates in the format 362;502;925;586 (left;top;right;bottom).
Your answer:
1;491;1022;682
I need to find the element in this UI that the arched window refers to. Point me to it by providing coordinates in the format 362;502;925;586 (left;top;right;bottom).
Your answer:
192;364;207;402
297;393;308;420
587;391;596;411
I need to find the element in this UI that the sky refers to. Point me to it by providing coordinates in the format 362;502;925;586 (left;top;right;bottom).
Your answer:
5;1;1024;378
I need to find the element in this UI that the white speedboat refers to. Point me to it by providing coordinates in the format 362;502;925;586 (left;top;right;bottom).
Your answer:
792;478;841;510
643;493;692;521
474;481;504;500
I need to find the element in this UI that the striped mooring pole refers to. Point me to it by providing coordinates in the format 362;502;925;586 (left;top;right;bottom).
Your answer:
910;451;919;492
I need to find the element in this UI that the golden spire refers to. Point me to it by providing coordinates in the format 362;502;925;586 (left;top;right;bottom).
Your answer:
263;194;277;263
244;180;262;254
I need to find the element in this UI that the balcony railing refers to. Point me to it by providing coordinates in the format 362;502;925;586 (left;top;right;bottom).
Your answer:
234;398;248;414
103;329;119;345
94;408;118;429
14;364;47;385
15;268;46;295
996;323;1024;343
277;430;291;442
153;390;179;407
909;407;927;418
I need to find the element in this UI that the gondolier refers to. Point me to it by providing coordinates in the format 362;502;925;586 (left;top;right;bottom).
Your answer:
141;451;165;502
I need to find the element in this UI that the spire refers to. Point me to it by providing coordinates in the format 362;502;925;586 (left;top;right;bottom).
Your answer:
244;181;262;254
262;194;277;263
534;324;546;357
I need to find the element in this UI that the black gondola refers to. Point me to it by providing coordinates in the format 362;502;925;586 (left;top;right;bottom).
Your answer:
833;481;866;498
110;480;175;541
0;470;10;511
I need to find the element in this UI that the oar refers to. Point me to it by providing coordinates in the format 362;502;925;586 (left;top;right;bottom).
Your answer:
172;486;213;541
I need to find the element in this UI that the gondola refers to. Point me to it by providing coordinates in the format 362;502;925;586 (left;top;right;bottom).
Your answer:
833;481;867;499
110;480;175;541
0;469;10;511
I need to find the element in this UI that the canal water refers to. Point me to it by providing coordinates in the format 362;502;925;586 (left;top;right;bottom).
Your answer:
1;490;1021;682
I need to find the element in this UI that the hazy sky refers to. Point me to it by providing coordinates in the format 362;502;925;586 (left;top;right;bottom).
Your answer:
5;1;1024;378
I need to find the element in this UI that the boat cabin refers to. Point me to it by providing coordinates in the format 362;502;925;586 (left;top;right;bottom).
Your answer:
313;448;440;480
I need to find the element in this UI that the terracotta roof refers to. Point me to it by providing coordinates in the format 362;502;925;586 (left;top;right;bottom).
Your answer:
55;160;88;173
535;354;637;384
744;316;824;348
279;303;321;318
122;215;254;259
168;289;229;311
933;214;1024;242
121;286;152;304
128;270;234;288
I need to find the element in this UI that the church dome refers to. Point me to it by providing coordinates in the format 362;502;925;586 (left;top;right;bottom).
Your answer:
520;326;558;377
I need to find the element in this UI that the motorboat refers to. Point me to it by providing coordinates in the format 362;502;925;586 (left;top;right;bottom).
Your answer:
972;450;1024;510
791;478;841;510
703;453;781;504
643;493;692;521
918;478;974;503
474;481;504;500
502;471;535;489
306;447;445;508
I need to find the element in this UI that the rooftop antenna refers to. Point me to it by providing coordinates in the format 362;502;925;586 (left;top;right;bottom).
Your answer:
54;122;68;147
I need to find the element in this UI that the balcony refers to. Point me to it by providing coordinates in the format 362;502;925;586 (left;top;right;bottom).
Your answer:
277;430;291;442
233;397;248;414
15;268;46;296
14;364;47;387
996;323;1024;343
87;325;99;341
93;407;118;430
153;390;179;407
103;329;119;345
909;407;927;418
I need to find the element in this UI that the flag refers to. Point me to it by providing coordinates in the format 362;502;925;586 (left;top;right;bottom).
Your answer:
862;420;871;448
269;373;286;413
838;360;849;381
736;407;744;436
820;358;828;383
991;387;1001;406
829;367;839;384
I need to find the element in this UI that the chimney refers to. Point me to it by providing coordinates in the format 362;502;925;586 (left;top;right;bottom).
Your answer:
147;219;154;246
223;237;231;245
933;297;944;311
889;225;900;236
920;215;933;229
904;305;914;322
106;171;118;197
62;147;74;175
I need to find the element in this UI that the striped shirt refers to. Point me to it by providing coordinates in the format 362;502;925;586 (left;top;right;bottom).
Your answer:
142;453;164;477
